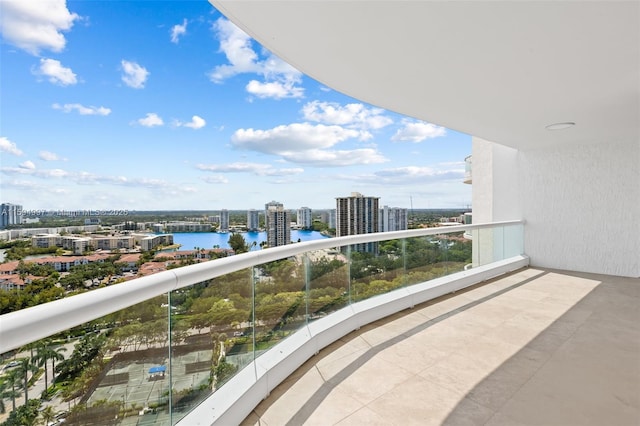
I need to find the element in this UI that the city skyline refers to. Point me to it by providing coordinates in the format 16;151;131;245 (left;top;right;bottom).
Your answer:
0;1;471;211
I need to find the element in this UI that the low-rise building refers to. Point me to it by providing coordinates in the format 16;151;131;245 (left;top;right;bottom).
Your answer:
134;234;174;251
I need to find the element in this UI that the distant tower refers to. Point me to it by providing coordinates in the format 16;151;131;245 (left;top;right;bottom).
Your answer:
336;192;379;253
247;209;259;231
320;209;336;229
264;200;283;231
379;206;408;232
220;209;229;232
266;204;290;247
297;207;313;230
0;203;22;229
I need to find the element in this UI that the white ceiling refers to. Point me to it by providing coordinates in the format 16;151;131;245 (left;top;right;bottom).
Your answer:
210;1;639;151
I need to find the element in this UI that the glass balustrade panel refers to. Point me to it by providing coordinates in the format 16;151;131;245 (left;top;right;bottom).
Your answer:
307;247;350;320
349;239;406;303
168;268;253;424
503;223;524;258
252;257;307;357
0;295;173;425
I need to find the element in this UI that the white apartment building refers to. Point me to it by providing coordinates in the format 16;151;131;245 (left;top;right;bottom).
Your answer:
163;222;211;233
135;234;174;252
93;236;135;250
220;209;229;232
297;207;313;230
246;209;259;231
379;205;408;232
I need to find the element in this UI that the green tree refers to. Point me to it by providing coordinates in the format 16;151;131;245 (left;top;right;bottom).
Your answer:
0;368;23;413
228;233;249;254
18;358;39;405
1;399;40;426
39;405;56;426
33;340;67;393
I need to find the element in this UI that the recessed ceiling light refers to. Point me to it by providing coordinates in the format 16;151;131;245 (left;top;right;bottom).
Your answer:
545;122;575;131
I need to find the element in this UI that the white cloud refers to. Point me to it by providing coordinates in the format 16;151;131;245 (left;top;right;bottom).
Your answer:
246;79;303;100
0;179;41;191
0;137;23;156
170;19;187;43
197;162;304;176
209;18;260;82
231;123;387;166
135;113;164;127
282;148;387;166
338;166;464;185
176;115;206;129
39;151;64;161
302;101;393;130
33;58;77;85
52;103;111;115
1;167;69;178
232;123;359;152
19;161;35;170
209;18;304;98
121;60;149;89
391;119;446;142
0;0;79;55
200;175;229;184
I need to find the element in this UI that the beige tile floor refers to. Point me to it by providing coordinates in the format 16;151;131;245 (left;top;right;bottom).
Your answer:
241;268;640;426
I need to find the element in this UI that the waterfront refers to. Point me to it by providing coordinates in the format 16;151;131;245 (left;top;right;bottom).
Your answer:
170;230;329;251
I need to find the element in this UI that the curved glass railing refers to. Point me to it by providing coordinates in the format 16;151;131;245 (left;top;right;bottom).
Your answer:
0;221;524;425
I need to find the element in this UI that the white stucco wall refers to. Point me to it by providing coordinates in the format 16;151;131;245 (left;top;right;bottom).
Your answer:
519;140;639;277
473;136;640;277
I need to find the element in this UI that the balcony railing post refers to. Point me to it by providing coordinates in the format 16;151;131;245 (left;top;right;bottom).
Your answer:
167;291;173;422
346;245;352;305
251;267;256;362
402;237;407;287
304;254;310;324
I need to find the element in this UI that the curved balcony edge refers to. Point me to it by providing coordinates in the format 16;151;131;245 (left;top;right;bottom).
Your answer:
177;255;530;425
0;221;523;354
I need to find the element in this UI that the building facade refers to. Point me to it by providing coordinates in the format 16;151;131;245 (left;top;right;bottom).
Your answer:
266;204;290;248
320;209;337;230
0;203;22;229
247;209;259;231
264;201;283;232
297;207;313;230
379;206;408;232
336;192;379;253
220;209;229;232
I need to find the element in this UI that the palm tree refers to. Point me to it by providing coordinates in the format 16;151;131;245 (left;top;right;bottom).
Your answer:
50;347;67;381
19;358;40;404
34;341;67;394
0;368;23;413
39;405;56;426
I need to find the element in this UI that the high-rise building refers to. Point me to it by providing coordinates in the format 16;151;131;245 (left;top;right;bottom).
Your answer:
379;206;408;232
0;203;23;229
297;207;312;230
247;209;259;231
264;201;283;231
266;204;290;247
320;209;337;230
220;209;229;232
336;192;379;253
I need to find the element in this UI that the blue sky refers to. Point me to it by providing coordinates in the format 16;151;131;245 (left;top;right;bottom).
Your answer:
0;0;471;212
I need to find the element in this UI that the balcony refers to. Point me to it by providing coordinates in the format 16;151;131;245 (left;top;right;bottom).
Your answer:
1;221;530;425
241;268;640;425
2;220;638;425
